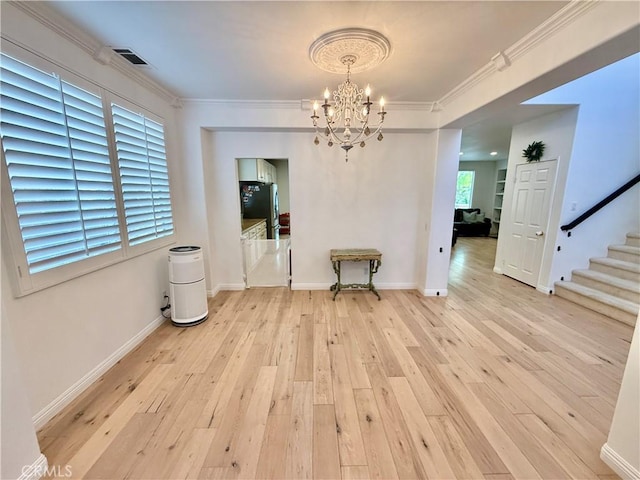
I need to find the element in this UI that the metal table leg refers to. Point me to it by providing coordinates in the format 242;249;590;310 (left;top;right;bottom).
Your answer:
330;260;341;300
369;259;381;300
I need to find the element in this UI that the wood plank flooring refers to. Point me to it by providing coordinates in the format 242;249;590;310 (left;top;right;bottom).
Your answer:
38;237;633;479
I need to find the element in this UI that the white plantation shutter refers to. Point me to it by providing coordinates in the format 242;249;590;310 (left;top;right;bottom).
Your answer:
145;118;174;237
1;53;121;274
111;104;174;246
61;81;121;257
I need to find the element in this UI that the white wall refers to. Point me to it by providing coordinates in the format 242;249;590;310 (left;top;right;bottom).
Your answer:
0;3;194;427
602;320;640;479
1;304;45;480
526;53;640;286
420;129;463;296
458;160;499;217
495;107;579;291
200;129;433;290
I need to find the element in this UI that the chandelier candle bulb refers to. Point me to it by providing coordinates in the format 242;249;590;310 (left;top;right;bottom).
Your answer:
379;96;385;112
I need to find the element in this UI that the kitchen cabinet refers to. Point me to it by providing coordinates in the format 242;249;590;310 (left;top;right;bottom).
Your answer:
264;162;277;184
242;218;267;239
241;218;267;271
492;168;506;236
238;158;277;184
263;161;276;184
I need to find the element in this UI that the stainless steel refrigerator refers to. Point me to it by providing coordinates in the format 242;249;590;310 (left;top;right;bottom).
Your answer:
240;182;280;239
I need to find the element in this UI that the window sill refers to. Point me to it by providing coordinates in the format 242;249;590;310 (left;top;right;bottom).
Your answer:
5;234;176;298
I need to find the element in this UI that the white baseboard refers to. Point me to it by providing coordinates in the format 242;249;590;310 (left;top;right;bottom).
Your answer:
207;285;220;298
290;283;415;291
291;283;333;290
18;453;48;480
422;288;448;297
493;266;503;274
291;282;418;290
218;283;246;291
601;442;640;480
376;283;417;290
536;285;552;294
32;315;167;430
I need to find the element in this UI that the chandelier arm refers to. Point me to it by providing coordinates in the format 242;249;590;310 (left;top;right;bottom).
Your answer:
325;115;384;143
320;118;385;144
349;122;383;144
315;123;344;146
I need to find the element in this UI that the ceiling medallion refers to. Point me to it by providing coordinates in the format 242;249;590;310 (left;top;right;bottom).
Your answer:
309;28;391;74
309;28;390;161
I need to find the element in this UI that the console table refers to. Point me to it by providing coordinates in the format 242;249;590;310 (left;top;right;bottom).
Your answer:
330;249;382;301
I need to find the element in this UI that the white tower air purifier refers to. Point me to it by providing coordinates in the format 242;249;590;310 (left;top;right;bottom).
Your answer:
168;246;208;327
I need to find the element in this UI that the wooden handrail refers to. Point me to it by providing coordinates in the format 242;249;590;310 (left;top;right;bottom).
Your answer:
561;173;640;232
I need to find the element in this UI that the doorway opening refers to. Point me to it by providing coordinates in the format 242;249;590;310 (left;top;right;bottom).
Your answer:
237;158;291;288
451;155;508;254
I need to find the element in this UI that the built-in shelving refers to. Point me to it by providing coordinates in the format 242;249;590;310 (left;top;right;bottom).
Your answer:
492;168;507;236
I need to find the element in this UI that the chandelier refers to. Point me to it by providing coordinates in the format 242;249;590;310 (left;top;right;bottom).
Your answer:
309;28;391;161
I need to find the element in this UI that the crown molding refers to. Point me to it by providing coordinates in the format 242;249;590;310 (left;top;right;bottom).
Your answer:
387;101;437;111
181;99;305;109
506;0;598;62
182;98;437;112
9;0;179;105
437;63;495;107
438;0;599;107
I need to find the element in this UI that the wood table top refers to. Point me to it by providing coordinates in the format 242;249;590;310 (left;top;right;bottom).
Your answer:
330;249;382;262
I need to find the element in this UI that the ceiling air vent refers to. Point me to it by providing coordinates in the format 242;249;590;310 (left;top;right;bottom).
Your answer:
113;48;148;65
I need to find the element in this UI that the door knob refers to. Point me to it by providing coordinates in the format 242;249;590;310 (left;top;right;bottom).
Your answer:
535;231;544;236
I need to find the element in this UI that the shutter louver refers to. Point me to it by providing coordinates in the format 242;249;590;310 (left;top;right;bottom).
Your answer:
1;54;121;273
112;104;174;246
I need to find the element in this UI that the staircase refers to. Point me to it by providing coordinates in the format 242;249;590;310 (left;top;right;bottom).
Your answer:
555;232;640;327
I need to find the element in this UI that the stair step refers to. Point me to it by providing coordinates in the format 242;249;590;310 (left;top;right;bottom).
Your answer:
608;244;640;263
626;232;640;247
554;281;638;327
590;257;640;282
572;269;640;303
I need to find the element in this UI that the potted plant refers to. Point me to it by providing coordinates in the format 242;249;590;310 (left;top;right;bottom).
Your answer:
522;141;545;162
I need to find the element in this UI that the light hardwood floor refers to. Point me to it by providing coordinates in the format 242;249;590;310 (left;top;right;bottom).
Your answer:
39;237;633;479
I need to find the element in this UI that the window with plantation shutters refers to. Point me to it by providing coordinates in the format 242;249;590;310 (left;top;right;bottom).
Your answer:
0;53;121;274
111;104;174;246
1;51;176;295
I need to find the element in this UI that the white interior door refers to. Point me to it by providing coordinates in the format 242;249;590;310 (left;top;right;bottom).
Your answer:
503;160;557;287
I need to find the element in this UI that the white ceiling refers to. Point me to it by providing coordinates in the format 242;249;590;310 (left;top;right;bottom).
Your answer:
459;104;575;161
44;1;572;161
46;1;568;102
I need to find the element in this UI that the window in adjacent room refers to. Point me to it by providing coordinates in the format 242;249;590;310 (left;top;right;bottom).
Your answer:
455;170;475;209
